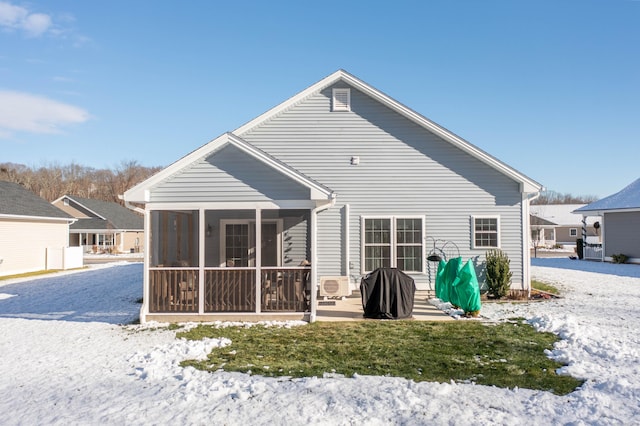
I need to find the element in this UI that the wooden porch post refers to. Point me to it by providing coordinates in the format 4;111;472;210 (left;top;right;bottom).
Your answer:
310;206;318;322
140;207;151;323
198;208;205;315
255;208;262;313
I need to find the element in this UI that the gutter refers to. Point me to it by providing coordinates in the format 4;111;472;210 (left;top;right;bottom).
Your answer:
119;194;146;215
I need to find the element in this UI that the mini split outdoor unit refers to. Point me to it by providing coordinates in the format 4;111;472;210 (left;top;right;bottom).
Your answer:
319;276;350;298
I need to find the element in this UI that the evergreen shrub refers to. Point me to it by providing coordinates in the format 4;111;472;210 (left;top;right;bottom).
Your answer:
485;249;512;299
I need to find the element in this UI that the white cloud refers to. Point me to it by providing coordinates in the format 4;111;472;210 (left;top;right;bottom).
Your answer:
52;76;74;83
0;1;53;37
22;12;52;37
0;90;90;136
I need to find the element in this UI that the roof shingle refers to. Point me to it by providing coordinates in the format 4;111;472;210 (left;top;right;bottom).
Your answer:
0;181;72;219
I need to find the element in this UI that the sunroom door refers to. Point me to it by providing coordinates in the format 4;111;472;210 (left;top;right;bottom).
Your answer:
221;221;281;267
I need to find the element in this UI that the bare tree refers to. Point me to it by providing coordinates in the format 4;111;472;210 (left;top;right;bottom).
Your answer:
0;161;160;204
532;190;598;205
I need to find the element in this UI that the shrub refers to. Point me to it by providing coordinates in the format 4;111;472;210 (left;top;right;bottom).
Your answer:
611;253;628;264
485;249;513;299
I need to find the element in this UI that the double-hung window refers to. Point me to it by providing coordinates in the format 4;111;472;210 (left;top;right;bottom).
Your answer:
362;217;424;273
472;216;500;248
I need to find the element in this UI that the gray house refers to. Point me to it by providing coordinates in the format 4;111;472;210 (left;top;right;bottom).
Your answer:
575;178;640;263
124;70;543;323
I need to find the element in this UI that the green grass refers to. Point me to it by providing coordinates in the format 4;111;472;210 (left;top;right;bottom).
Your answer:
178;321;582;395
0;268;87;281
532;280;560;295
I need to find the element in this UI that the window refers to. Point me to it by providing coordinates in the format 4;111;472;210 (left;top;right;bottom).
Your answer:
332;88;350;111
63;198;69;206
362;217;424;273
569;228;577;237
472;216;500;248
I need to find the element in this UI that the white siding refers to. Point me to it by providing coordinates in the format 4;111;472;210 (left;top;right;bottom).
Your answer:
240;83;526;290
0;218;69;276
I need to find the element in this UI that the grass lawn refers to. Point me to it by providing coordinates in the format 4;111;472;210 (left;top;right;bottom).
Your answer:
0;268;84;281
531;280;560;295
179;320;582;395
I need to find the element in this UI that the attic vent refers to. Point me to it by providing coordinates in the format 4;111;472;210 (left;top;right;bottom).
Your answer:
63;198;69;206
332;88;350;112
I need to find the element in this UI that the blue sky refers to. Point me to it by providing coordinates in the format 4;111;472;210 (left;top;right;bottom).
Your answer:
1;0;638;198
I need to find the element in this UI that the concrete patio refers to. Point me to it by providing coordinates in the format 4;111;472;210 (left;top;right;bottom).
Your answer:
315;291;453;322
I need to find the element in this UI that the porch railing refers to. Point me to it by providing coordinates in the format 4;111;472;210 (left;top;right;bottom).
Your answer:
205;269;256;312
262;267;310;312
149;268;198;313
148;266;310;314
584;243;603;261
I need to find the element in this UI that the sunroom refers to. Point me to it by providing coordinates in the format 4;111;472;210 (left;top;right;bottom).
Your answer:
124;134;335;323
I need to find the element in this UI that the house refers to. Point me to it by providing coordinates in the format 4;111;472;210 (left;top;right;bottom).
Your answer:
0;181;79;276
530;204;601;248
124;70;543;323
52;195;144;254
574;178;640;263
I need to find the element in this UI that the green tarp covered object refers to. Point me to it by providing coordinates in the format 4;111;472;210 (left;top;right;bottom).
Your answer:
434;257;482;314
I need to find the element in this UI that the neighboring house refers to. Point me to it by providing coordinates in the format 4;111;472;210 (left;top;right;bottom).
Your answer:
52;195;144;254
574;178;640;264
530;204;601;248
124;70;543;323
0;181;79;276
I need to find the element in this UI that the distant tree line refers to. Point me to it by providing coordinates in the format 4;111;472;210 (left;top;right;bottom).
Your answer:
531;190;598;205
0;161;162;205
1;161;599;207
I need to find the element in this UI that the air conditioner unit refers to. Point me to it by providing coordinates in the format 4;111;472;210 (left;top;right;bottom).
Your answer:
319;276;350;298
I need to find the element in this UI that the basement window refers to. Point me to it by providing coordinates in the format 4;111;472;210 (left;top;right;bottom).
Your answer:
332;88;350;112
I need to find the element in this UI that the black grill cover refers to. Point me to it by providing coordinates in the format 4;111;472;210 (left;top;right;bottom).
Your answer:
360;268;416;319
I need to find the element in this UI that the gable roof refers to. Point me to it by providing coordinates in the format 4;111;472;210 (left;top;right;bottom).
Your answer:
125;132;335;203
0;181;72;221
575;178;640;214
530;215;556;227
56;195;143;230
234;69;543;194
530;204;599;226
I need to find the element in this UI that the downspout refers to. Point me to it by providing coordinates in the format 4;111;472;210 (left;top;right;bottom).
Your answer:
309;196;337;323
523;189;542;298
344;204;350;281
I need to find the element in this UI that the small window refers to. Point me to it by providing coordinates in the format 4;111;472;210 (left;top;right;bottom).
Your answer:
63;198;69;206
569;228;577;237
332;88;350;111
472;216;500;248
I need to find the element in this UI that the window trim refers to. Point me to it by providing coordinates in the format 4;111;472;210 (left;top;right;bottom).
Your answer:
219;219;283;267
569;228;577;237
360;215;425;274
332;88;351;112
471;215;501;249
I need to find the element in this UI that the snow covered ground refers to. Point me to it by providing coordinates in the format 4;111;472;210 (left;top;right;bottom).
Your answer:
1;259;639;425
